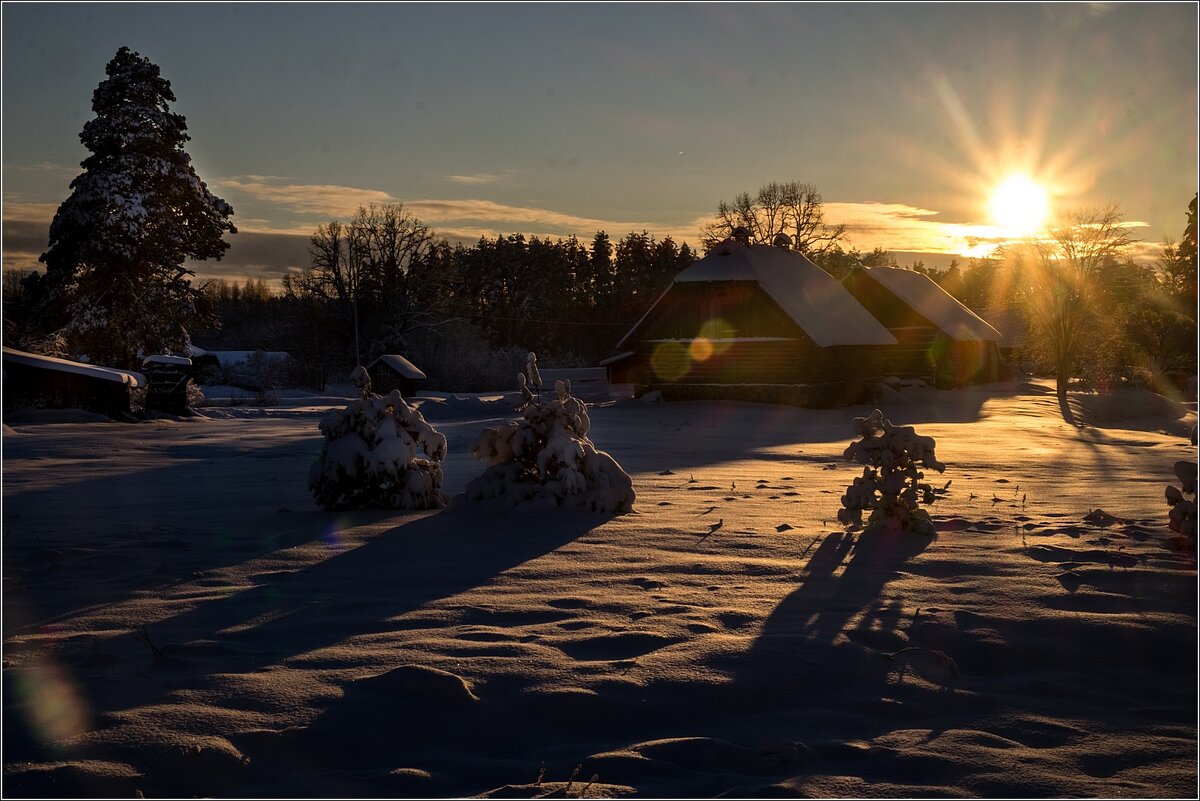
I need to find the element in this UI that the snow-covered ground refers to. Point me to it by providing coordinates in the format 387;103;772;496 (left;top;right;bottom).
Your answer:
2;379;1196;798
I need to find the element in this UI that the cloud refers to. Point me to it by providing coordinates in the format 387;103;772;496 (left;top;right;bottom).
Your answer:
215;177;397;217
5;185;1162;285
2;162;79;175
176;230;313;282
446;173;510;186
1;202;52;271
2;200;61;222
0;201;313;280
827;201;1009;256
406;198;634;231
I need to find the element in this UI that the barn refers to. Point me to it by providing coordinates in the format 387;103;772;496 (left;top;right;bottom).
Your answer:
604;237;898;406
841;266;1004;387
366;354;427;398
2;347;145;421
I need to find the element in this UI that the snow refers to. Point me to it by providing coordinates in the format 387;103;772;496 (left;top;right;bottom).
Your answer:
862;266;1003;341
366;354;426;380
2;378;1197;798
142;354;193;367
3;346;146;387
599;351;635;367
647;241;898;348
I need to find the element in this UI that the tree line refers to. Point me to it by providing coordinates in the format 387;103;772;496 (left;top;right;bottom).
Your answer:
186;212;697;389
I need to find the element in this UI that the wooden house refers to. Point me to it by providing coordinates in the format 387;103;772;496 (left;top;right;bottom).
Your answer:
604;239;898;406
841;267;1003;387
366;354;427;398
2;347;145;421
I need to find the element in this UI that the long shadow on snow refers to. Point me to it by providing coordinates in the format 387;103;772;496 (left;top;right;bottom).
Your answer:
702;527;932;716
239;527;939;799
558;528;942;798
2;429;338;629
69;506;599;720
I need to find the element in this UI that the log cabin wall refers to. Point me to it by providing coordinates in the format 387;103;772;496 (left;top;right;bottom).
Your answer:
2;361;134;419
841;269;940;380
609;280;893;405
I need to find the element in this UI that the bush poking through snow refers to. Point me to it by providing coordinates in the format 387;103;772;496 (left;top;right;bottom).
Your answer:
839;408;946;534
466;357;635;514
1165;460;1197;549
309;380;448;511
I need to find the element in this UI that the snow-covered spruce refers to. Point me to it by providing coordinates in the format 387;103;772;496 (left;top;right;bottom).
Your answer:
309;385;448;511
466;365;635;514
31;47;236;369
1165;460;1197;548
839;408;946;534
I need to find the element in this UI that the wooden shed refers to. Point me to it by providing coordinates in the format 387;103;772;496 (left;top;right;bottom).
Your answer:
2;347;145;421
841;267;1003;388
604;239;898;406
142;354;194;414
366;354;427;398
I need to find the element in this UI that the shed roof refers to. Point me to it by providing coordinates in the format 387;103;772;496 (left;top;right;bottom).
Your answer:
3;347;146;388
859;267;1002;341
367;354;426;380
620;241;896;348
143;354;193;367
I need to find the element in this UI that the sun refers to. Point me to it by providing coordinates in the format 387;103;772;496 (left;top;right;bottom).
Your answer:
989;174;1050;237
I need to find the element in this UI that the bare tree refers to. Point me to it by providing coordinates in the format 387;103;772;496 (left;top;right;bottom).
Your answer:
701;181;847;258
284;203;446;365
1004;204;1138;396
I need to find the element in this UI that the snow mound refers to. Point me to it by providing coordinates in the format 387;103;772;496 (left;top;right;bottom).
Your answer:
465;378;635;514
309;389;448;510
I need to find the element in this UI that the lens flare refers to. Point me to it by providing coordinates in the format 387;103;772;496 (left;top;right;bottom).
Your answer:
12;653;90;748
323;517;353;551
698;318;736;357
650;342;691;381
689;337;714;362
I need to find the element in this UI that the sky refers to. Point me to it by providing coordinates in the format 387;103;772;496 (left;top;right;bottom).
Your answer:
2;2;1197;283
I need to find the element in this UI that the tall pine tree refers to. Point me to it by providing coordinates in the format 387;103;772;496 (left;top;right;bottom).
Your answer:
31;47;236;368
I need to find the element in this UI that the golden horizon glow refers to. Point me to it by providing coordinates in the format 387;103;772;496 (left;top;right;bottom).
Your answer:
989;174;1050;238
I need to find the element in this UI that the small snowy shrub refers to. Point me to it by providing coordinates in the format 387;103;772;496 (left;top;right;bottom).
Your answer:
186;379;205;408
838;408;946;534
1165;460;1197;548
465;355;635;514
309;384;448;511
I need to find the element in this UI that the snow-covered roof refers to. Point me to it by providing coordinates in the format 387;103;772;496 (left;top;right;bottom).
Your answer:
861;267;1002;341
653;241;897;348
367;354;426;380
599;351;635;367
3;347;146;388
143;354;193;366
